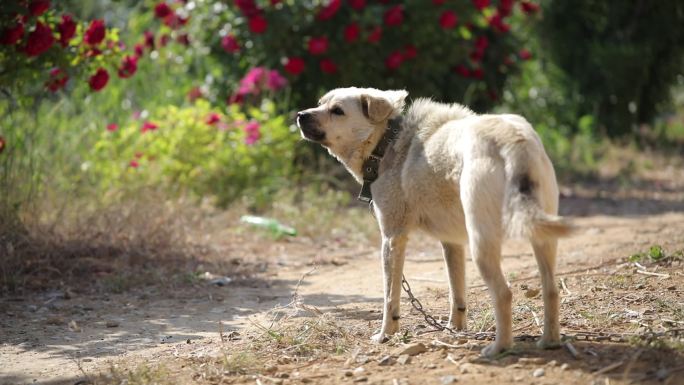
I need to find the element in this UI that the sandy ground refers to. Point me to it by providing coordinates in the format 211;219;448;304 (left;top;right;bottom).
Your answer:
2;184;684;384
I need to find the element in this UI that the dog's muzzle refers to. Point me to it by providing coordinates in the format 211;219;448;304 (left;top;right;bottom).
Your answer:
296;111;326;142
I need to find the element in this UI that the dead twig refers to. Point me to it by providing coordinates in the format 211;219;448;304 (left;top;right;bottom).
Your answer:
560;277;572;296
635;270;670;278
563;341;580;359
593;360;624;376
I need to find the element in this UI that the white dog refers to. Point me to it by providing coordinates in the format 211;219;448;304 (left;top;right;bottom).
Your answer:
296;87;572;357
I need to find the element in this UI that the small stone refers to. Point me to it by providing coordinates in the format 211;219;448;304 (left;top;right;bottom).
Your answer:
547;360;557;367
392;342;427;356
397;354;412;365
186;339;191;344
353;377;368;383
378;355;394;366
344;371;353;377
518;357;545;365
560;363;570;371
353;367;365;376
355;355;369;364
440;375;457;384
301;378;312;383
532;368;545;377
264;365;277;374
81;358;93;362
105;320;119;328
524;288;540;298
426;363;437;369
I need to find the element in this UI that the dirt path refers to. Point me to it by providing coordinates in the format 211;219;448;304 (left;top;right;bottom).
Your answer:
2;206;683;384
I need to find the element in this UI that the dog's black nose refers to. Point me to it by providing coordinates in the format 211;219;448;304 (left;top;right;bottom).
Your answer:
297;111;311;122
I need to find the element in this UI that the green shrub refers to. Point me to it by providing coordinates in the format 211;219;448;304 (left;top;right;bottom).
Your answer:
87;100;297;207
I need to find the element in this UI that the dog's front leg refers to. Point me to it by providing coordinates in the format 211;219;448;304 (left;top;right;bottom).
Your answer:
371;234;408;343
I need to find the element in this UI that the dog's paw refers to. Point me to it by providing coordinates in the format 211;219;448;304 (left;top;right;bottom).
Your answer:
480;341;511;358
448;316;466;331
371;332;389;344
536;337;561;350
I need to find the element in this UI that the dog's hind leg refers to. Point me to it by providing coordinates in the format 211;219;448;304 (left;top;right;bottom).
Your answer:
371;233;408;343
441;242;467;330
461;158;512;357
531;238;561;348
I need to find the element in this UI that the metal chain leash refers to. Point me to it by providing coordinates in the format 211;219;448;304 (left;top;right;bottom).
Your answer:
400;275;682;343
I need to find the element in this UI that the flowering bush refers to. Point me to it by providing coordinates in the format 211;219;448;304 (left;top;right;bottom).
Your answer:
181;0;540;111
0;0;141;96
88;100;297;207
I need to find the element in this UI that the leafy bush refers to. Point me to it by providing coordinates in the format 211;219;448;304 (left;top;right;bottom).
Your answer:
179;0;541;111
539;0;684;136
88;100;297;207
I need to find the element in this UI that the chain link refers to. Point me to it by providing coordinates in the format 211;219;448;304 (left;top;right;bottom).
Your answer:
400;275;681;343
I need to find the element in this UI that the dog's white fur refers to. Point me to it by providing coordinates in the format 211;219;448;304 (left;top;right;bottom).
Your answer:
296;87;572;357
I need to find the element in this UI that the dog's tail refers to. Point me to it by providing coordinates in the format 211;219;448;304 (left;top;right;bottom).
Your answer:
504;173;575;240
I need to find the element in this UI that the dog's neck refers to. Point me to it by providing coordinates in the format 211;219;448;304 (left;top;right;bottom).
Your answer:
335;118;403;192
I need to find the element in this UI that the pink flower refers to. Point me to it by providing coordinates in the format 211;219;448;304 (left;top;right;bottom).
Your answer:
284;57;305;76
24;22;54;57
154;2;173;19
0;23;24;46
221;34;240;53
46;67;68;92
118;55;138;78
244;121;261;145
307;36;328;55
238;67;267;95
129;159;140;168
439;10;458;29
267;70;287;91
472;0;489;10
141;121;159;133
205;113;221;126
84;19;106;45
317;0;342;21
57;14;76;47
344;23;360;43
134;43;145;57
248;15;268;34
106;123;118;132
29;0;50;16
187;86;203;101
319;58;337;74
384;5;403;27
385;50;403;70
349;0;365;10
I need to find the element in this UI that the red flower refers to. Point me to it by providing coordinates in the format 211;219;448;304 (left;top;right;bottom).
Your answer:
439;10;458;29
454;65;470;77
471;67;484;79
129;159;140;168
86;48;102;57
187;86;203;101
518;48;532;61
307;36;328;55
154;2;173;18
221;34;239;53
0;23;24;46
134;43;144;57
498;0;514;17
205;113;221;126
472;0;489;10
29;0;50;17
118;55;138;78
367;26;382;43
403;45;417;60
344;23;360;43
0;136;5;154
319;58;337;74
349;0;365;10
144;31;155;48
57;14;76;47
470;50;484;62
384;5;403;27
235;0;259;16
432;0;446;4
106;123;118;132
24;22;54;57
385;51;403;70
141;121;159;133
317;0;341;21
520;1;540;14
475;35;489;51
159;34;170;47
88;68;109;91
84;19;106;45
489;13;510;33
284;57;305;76
248;15;268;34
45;67;68;92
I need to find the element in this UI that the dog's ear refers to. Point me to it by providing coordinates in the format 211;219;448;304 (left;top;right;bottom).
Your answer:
360;90;408;123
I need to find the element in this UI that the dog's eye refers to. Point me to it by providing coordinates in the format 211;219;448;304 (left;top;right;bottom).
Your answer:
331;106;345;116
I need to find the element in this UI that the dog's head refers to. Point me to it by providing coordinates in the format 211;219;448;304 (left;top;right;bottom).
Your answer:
296;87;408;153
